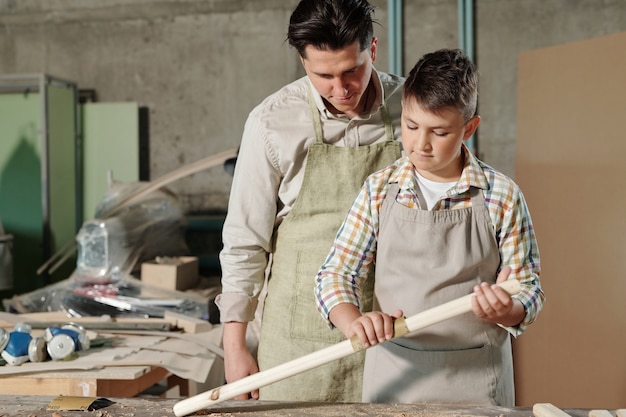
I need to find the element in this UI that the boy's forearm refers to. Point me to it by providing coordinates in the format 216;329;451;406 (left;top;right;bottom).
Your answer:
500;298;526;327
328;303;362;338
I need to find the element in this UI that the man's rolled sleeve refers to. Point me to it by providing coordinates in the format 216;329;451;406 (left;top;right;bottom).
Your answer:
215;292;259;322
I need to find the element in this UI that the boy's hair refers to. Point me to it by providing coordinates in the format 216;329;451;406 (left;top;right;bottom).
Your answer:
287;0;375;58
403;49;478;122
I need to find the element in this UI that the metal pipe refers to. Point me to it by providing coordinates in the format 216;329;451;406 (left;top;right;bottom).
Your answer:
458;0;475;62
458;0;477;154
387;0;403;76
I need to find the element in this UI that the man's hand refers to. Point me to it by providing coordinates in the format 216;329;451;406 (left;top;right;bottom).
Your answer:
223;322;259;400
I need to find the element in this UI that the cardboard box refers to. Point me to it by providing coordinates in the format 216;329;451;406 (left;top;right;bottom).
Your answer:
141;256;199;291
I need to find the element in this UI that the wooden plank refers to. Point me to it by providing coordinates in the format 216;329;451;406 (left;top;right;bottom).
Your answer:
0;362;101;376
0;311;173;331
1;365;154;379
97;367;171;397
0;366;169;397
0;360;160;377
0;375;98;396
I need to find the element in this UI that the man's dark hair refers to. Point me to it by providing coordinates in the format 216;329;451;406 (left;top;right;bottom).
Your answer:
287;0;375;58
403;48;479;122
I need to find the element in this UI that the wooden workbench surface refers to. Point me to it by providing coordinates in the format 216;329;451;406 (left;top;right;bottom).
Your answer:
0;396;595;417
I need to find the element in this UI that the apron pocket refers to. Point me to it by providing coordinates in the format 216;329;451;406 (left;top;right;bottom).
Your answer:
289;250;347;343
363;341;498;405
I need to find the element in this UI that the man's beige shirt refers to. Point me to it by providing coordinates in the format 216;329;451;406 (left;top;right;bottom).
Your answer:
217;69;404;322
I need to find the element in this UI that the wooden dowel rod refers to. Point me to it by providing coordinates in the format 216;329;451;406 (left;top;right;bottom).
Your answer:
176;339;355;417
48;245;77;274
405;279;519;333
36;238;76;275
533;403;573;417
102;148;238;218
173;280;521;416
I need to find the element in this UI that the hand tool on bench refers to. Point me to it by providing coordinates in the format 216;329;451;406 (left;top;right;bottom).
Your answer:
173;279;521;416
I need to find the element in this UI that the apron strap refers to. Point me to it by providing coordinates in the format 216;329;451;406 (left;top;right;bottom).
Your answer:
308;85;324;144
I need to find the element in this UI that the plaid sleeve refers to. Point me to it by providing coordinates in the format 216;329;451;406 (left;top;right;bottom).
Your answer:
492;179;544;337
315;183;380;327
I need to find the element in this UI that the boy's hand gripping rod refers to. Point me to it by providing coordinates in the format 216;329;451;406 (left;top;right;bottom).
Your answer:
173;280;521;416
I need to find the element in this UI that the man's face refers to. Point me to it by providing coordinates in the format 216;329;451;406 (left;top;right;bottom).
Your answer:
301;38;377;118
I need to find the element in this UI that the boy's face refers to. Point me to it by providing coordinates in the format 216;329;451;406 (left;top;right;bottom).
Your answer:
300;38;377;119
401;97;480;182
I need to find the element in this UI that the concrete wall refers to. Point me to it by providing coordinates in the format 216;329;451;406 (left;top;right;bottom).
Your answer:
1;0;625;213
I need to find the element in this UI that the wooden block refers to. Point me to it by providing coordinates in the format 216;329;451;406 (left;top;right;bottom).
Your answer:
141;256;199;291
534;403;573;417
590;411;614;417
164;310;212;334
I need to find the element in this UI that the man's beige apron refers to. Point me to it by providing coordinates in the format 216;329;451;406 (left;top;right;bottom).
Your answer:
257;92;401;402
363;183;515;406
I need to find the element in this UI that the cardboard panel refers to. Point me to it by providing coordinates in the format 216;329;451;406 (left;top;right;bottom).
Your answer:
514;31;626;408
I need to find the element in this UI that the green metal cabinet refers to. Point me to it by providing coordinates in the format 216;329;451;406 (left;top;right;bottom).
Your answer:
0;74;80;296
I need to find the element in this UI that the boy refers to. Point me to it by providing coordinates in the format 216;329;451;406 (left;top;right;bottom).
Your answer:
314;48;544;406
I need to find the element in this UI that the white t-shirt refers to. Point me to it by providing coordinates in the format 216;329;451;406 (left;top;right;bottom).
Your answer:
415;171;456;210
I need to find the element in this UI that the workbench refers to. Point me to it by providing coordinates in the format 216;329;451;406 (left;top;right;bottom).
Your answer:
0;396;598;417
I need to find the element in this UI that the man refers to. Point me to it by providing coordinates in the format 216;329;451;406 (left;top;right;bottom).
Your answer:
216;0;403;402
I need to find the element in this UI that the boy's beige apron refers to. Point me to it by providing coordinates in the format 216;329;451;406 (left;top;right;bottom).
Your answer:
363;183;515;406
257;92;401;402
